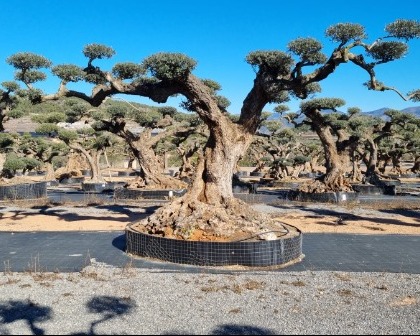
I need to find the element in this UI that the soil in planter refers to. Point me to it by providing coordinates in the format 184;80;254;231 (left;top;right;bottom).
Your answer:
130;220;294;242
0;176;35;186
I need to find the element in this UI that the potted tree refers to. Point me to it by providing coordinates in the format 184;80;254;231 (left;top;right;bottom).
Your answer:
5;20;420;267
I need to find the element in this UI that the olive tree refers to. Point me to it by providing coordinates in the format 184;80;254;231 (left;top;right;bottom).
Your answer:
0;81;22;132
5;20;420;239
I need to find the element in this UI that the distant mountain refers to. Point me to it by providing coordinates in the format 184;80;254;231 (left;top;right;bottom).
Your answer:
270;106;420;128
364;106;420;119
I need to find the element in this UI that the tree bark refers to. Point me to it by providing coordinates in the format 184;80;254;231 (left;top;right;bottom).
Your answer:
68;144;103;182
137;116;284;239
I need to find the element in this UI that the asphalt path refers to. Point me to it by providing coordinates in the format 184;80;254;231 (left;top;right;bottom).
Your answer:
0;185;418;274
0;231;419;274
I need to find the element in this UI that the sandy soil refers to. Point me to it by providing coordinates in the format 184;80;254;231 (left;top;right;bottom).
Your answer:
0;199;419;236
1;171;418;236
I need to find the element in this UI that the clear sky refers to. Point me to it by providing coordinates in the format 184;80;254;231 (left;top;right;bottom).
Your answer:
1;0;419;114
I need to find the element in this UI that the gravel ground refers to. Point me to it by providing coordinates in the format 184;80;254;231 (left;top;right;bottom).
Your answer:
0;261;419;335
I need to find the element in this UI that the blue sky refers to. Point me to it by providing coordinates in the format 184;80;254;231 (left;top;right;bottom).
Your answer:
1;0;419;115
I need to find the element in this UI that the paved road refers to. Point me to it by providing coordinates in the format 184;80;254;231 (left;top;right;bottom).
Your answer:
1;186;418;274
1;231;419;274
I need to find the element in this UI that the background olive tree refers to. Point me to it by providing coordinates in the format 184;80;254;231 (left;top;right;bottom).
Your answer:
5;20;420;239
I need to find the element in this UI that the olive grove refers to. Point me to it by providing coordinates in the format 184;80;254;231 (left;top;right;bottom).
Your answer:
4;20;420;239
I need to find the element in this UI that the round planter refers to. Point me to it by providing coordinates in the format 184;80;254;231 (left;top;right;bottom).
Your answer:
380;179;401;186
104;181;127;191
0;181;47;201
117;170;139;177
259;178;274;185
250;171;265;177
168;169;178;177
232;185;251;194
389;173;417;179
126;224;303;267
288;190;359;203
46;180;59;187
351;184;384;195
81;182;109;193
59;176;85;185
80;169;92;177
270;181;300;189
298;172;317;178
235;171;249;177
114;188;187;200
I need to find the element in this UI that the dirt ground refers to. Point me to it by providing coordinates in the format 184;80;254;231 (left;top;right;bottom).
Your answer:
0;198;419;236
0;171;419;236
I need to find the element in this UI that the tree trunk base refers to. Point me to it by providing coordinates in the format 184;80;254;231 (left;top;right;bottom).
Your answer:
298;179;353;193
124;176;187;190
131;192;288;241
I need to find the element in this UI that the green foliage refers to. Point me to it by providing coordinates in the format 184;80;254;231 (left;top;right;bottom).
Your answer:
300;98;346;112
93;132;119;150
36;123;59;135
7;52;51;86
84;73;107;85
6;108;25;119
202;79;221;92
368;41;408;62
6;52;52;70
168;154;183;167
0;133;15;150
261;120;283;134
32;112;66;124
216;95;231;111
63;99;90;122
105;104;127;118
112;62;145;79
385;19;420;41
142;53;197;80
132;108;162;127
22;156;42;170
347;107;361;116
273;104;289;114
51;64;85;82
27;89;44;104
293;155;310;165
408;89;420;102
83;44;116;61
325;23;366;44
173;111;202;126
157;106;178;117
1;81;19;92
57;129;79;142
52;155;67;169
246;51;293;75
288;38;327;64
3;154;26;172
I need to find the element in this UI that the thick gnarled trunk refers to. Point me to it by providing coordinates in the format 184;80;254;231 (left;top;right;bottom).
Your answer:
126;132;187;190
300;117;353;192
136;121;283;239
69;144;104;183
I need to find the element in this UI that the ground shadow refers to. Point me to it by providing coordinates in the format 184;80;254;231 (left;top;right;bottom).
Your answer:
163;323;279;335
378;208;420;222
112;234;126;251
269;203;420;228
0;299;52;335
71;295;136;335
0;204;156;225
211;324;278;335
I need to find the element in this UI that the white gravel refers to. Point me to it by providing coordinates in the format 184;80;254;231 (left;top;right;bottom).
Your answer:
0;261;419;335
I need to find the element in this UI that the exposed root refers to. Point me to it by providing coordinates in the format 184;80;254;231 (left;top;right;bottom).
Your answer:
130;194;287;241
298;179;353;193
124;175;187;190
